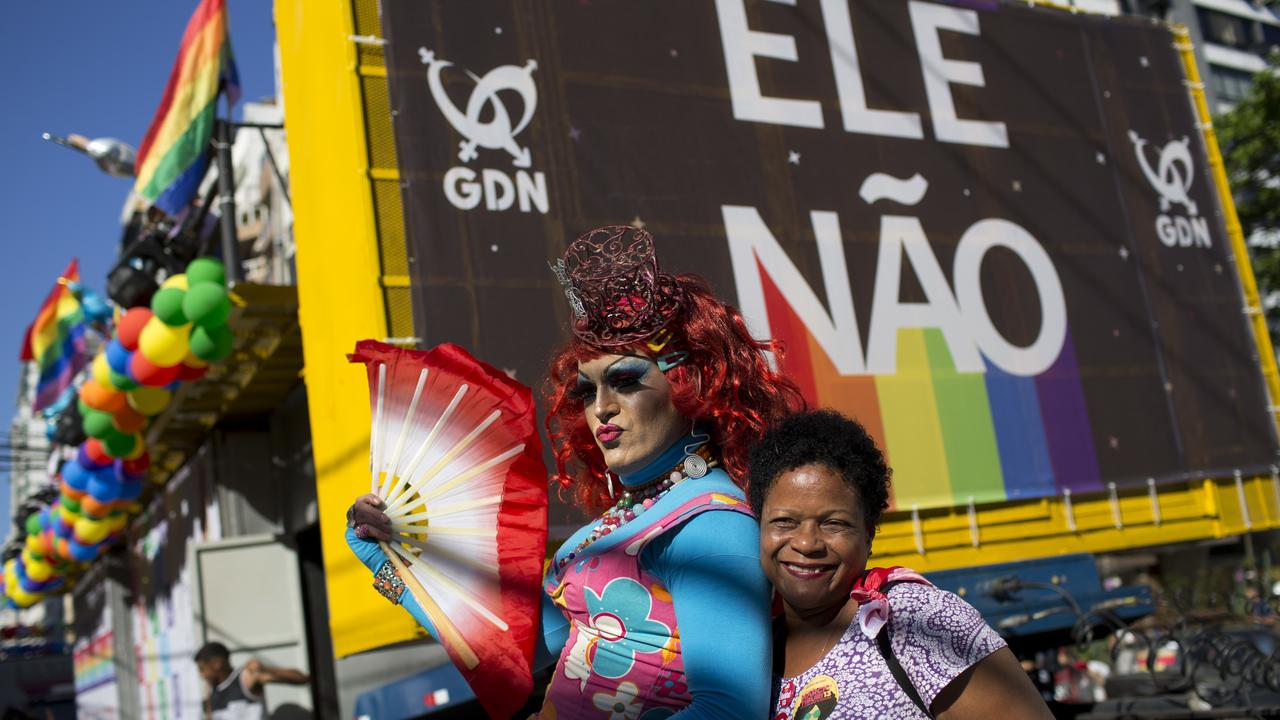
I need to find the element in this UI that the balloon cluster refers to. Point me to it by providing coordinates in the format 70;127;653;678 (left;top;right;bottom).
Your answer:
3;258;233;608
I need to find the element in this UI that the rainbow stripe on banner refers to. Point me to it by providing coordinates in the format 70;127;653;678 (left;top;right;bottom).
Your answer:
20;260;89;412
133;0;240;216
761;274;1101;511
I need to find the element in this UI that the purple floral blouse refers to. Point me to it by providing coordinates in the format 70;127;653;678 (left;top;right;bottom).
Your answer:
771;583;1006;719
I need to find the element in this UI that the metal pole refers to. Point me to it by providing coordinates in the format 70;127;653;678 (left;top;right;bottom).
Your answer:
214;118;240;281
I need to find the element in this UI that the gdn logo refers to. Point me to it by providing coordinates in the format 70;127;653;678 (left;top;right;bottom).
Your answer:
1127;130;1210;249
419;47;549;214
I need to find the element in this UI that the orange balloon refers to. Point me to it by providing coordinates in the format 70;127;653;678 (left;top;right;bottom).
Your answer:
38;531;55;558
59;479;85;502
54;538;71;562
80;379;127;414
79;496;110;519
111;404;147;434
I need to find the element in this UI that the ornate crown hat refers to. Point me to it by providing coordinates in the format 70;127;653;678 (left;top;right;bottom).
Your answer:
552;225;685;348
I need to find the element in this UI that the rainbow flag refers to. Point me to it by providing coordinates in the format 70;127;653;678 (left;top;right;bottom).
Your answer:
20;260;90;412
133;0;240;216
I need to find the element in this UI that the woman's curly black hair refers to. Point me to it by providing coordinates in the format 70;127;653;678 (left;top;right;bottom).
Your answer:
747;409;891;539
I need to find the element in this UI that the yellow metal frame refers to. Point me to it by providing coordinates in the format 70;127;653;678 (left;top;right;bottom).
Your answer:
275;0;421;656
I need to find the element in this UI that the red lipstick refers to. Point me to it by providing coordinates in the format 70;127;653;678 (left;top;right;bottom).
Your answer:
596;424;622;443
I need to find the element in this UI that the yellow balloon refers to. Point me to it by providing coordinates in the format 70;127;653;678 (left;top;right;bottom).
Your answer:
26;560;52;582
127;386;172;416
74;518;109;544
106;514;129;533
183;349;209;369
10;587;42;607
138;318;191;367
161;274;188;291
92;353;113;387
58;505;78;525
24;535;41;555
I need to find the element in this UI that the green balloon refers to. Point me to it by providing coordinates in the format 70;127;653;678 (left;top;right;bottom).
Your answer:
63;497;81;514
109;369;138;391
77;398;91;418
151;287;188;327
186;257;226;286
182;282;231;329
24;513;41;536
190;324;235;362
102;431;137;458
82;409;114;439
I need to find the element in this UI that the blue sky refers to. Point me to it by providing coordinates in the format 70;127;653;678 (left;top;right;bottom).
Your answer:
0;2;277;530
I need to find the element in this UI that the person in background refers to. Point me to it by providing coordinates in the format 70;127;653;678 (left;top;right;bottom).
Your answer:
749;410;1052;719
194;641;310;720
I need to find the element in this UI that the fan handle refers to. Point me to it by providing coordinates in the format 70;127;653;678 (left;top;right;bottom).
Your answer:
380;541;481;669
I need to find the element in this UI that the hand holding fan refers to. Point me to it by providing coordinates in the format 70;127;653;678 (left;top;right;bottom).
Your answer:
349;340;547;717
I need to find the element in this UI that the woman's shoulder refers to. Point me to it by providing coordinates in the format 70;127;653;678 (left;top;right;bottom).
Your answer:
884;580;1007;691
885;580;986;629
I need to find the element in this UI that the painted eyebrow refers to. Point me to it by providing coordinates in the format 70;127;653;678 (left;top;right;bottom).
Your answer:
604;356;652;375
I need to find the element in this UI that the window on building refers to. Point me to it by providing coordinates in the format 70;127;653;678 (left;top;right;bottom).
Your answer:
1200;9;1252;49
1211;65;1256;104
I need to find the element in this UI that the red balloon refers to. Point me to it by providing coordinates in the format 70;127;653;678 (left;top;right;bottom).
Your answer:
177;363;208;381
111;404;147;434
123;453;150;475
130;352;181;387
117;308;154;352
84;438;112;466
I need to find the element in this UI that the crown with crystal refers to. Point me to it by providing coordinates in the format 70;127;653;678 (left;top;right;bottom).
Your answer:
552;225;685;348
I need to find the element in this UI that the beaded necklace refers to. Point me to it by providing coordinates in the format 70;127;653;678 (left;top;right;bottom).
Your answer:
556;444;718;572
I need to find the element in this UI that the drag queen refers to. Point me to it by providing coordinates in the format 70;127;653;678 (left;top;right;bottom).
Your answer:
348;225;803;718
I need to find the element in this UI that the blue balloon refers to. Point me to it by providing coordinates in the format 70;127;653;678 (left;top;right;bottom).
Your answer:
67;540;98;562
87;475;119;503
62;462;89;492
125;351;141;384
106;339;131;375
165;381;182;391
117;480;143;502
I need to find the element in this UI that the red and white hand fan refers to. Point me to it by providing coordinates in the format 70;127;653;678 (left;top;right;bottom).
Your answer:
349;340;547;719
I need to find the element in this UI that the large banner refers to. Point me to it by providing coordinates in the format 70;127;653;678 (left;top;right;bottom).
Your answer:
380;0;1277;512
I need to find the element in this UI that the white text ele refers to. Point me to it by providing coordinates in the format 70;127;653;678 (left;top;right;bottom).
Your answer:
715;0;1009;148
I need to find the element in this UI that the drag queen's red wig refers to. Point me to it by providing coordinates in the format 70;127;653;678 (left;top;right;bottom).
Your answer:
544;226;805;513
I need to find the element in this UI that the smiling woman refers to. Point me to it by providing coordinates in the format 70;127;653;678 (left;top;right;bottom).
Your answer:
749;411;1052;720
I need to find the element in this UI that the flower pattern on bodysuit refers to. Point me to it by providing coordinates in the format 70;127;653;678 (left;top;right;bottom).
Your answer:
771;583;1006;720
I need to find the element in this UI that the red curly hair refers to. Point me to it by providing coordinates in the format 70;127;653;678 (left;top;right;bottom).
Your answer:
544;274;805;514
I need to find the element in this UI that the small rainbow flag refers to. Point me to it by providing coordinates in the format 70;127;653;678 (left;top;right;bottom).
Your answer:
133;0;240;216
20;260;90;412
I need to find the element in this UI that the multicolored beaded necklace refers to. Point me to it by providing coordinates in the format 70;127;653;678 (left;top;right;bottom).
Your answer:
556;444;718;572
